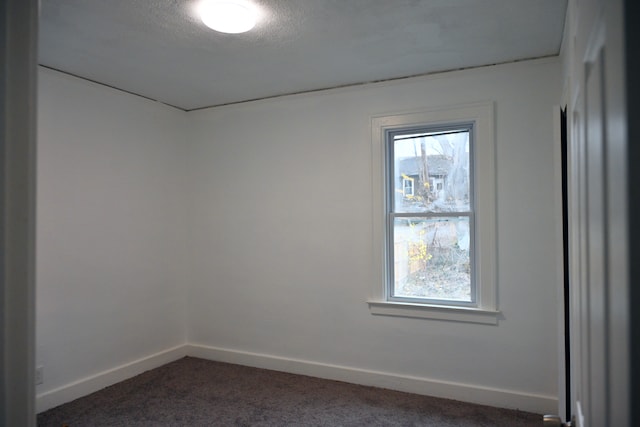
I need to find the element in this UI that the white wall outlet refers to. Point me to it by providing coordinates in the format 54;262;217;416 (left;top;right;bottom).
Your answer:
35;366;44;385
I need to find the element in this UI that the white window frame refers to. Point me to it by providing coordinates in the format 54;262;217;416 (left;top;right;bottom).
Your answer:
369;102;499;324
388;123;475;305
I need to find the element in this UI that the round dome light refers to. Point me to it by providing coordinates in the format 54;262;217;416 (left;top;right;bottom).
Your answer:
198;0;258;34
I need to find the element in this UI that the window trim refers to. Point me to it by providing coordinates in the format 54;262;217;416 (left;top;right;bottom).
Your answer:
369;102;499;324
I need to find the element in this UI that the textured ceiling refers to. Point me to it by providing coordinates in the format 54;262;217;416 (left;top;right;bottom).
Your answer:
39;0;567;110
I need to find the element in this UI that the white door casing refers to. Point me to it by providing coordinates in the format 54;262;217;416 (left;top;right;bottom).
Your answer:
565;0;630;425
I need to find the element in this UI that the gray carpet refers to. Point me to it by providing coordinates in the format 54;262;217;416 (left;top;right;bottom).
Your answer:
37;357;542;426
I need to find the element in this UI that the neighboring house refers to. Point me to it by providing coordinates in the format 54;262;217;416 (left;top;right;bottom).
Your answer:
397;155;453;202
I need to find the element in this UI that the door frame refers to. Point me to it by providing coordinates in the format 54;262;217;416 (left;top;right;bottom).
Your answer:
0;0;38;425
553;104;570;423
627;1;640;423
563;0;632;425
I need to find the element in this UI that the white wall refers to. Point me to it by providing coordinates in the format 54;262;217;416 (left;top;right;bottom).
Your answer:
36;68;189;410
36;58;562;414
187;58;562;412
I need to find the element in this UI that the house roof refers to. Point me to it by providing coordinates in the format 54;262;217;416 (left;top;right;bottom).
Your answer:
399;155;453;177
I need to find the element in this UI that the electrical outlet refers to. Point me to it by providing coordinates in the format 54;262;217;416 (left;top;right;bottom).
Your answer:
35;366;43;385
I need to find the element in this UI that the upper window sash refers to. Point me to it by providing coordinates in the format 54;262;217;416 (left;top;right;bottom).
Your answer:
386;124;474;215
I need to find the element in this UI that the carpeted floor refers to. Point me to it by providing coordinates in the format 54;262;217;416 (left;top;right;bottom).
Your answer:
38;357;542;426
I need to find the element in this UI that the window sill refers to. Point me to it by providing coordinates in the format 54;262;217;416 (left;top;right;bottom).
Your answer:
367;301;501;325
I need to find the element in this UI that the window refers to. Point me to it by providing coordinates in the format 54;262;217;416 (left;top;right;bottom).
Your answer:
389;126;473;303
370;102;498;324
402;176;414;197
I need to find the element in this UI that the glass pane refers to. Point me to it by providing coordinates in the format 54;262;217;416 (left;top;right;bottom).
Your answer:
392;130;470;213
392;216;472;302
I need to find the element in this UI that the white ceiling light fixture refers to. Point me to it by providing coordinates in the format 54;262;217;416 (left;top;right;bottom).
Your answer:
198;0;259;34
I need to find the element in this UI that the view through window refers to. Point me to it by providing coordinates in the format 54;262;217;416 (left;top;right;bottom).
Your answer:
388;125;474;303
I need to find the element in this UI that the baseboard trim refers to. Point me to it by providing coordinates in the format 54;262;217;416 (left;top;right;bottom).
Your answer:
36;345;187;413
186;343;557;414
36;343;558;415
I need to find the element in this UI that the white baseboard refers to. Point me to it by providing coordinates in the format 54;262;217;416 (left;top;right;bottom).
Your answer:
36;345;187;413
186;343;558;415
36;343;558;415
